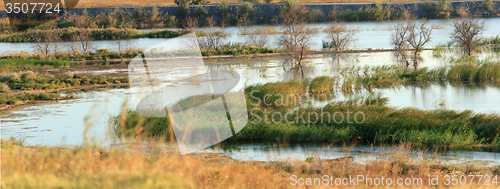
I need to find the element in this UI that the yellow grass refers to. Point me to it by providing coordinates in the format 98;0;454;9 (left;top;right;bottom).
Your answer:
2;139;499;188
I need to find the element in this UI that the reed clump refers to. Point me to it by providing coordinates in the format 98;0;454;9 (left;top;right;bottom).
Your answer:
310;76;336;93
245;80;309;107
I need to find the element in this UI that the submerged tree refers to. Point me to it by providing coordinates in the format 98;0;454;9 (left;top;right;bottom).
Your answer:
277;4;315;67
34;30;60;56
392;15;433;67
323;22;357;51
451;15;486;56
244;27;271;48
198;17;230;50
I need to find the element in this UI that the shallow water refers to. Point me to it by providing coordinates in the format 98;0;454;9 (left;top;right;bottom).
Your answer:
200;142;500;165
1;17;500;55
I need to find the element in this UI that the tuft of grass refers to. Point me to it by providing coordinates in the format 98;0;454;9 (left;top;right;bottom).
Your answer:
245;80;308;107
310;76;336;93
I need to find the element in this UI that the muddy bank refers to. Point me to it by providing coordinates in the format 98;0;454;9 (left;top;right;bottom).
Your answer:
1;1;499;20
0;84;129;112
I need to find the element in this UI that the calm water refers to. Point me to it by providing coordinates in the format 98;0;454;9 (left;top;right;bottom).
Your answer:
201;142;500;165
2;17;500;55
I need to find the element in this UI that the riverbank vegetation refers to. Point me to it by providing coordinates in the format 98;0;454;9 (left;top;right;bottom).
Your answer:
0;43;280;61
113;97;500;150
0;70;128;106
0;27;192;43
112;63;500;150
2;139;499;188
0;92;70;106
2;0;494;36
0;70;128;90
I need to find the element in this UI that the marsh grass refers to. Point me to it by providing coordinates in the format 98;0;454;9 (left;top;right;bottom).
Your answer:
0;28;191;43
0;69;129;92
0;92;67;105
245;80;309;107
0;58;71;69
337;62;500;90
201;44;279;57
113;71;500;149
114;104;500;149
310;76;336;93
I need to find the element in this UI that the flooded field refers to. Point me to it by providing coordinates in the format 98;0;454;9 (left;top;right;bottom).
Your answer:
1;51;500;163
2;17;500;164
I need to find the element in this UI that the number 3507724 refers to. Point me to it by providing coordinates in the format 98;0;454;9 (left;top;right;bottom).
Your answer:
5;3;61;14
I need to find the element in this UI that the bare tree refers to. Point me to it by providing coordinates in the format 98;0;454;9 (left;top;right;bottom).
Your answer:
78;29;96;53
68;32;81;54
113;38;133;56
451;16;486;56
323;22;357;51
198;17;230;50
34;30;60;56
278;10;315;66
245;27;270;48
392;15;433;67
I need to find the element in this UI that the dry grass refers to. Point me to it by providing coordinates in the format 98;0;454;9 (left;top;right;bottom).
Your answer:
2;139;499;188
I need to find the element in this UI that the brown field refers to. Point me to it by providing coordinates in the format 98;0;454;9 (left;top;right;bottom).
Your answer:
1;0;423;9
